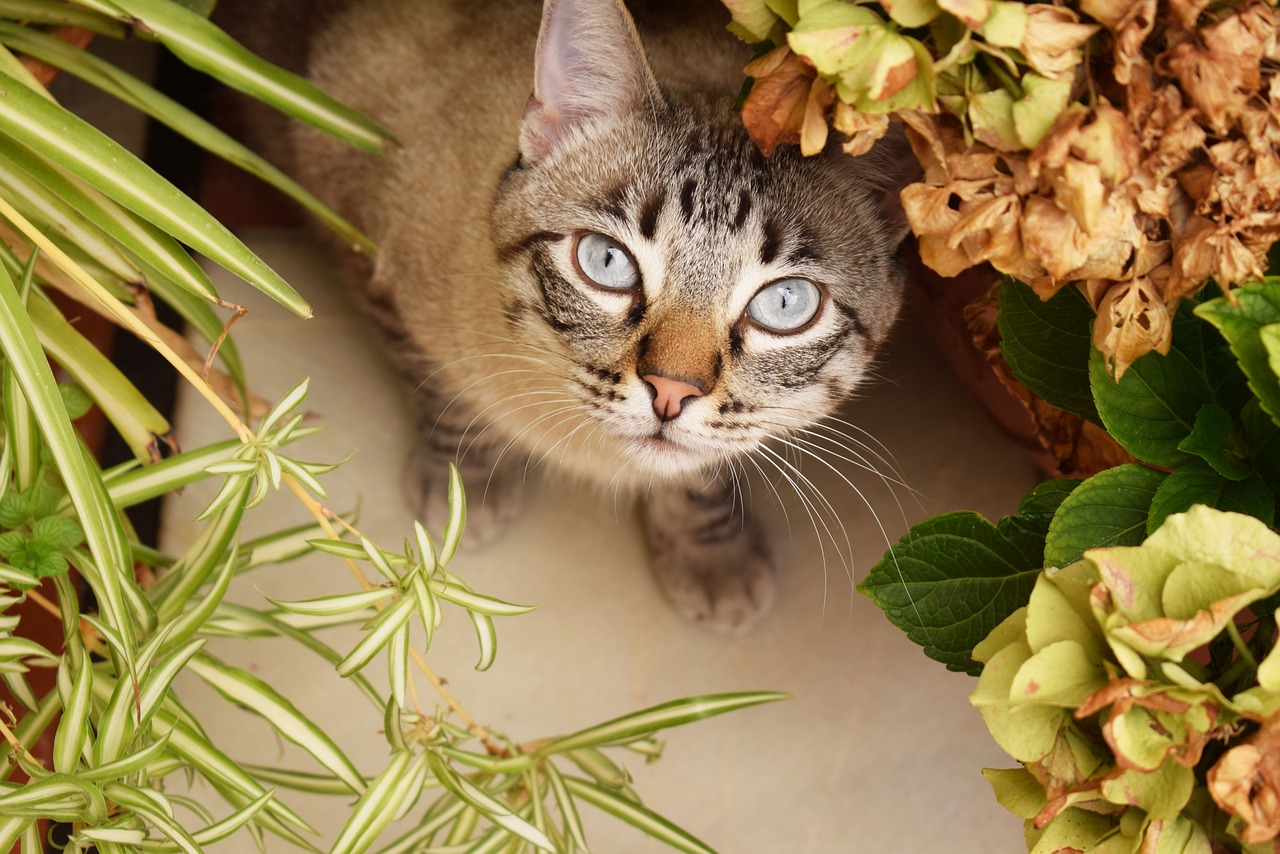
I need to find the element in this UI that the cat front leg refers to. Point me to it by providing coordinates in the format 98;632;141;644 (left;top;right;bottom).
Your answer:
404;389;527;546
642;472;776;631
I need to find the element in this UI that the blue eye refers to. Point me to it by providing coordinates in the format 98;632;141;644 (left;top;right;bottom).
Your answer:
574;232;640;290
746;279;821;332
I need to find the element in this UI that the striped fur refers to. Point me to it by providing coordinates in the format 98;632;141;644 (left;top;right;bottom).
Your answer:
223;0;916;629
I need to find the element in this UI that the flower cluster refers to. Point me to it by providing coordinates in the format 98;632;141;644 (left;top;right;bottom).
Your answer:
971;506;1280;851
725;0;1280;376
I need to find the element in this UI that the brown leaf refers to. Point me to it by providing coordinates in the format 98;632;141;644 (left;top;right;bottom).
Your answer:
1081;0;1156;85
1165;40;1261;136
832;102;890;157
1021;5;1100;79
1092;278;1172;378
800;76;835;156
1208;714;1280;844
742;46;815;157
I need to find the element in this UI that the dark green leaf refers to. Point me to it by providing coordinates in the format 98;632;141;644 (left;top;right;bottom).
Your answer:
1043;463;1167;567
1244;399;1280;483
1196;282;1280;426
998;278;1097;422
1089;343;1214;467
1178;404;1250;480
858;510;1044;675
1147;464;1275;532
1009;478;1082;538
1171;295;1251;417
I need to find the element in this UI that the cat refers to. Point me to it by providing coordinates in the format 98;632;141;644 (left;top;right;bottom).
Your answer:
219;0;917;630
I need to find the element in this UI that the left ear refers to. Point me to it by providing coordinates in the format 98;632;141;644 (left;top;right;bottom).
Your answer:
519;0;666;163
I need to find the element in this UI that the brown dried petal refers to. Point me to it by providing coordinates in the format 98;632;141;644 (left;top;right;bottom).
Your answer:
1202;2;1276;62
832;102;890;157
1081;0;1156;84
741;46;815;157
1092;278;1172;378
1021;5;1100;79
1208;715;1280;845
1165;41;1261;136
800;76;835;157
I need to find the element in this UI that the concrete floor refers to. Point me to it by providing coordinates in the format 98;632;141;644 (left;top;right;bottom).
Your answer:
159;229;1038;852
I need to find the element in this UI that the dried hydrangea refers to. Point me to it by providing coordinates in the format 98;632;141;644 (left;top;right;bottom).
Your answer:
725;0;1280;377
970;506;1280;851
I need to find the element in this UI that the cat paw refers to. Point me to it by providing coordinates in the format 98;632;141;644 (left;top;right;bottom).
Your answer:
404;451;525;547
649;538;777;632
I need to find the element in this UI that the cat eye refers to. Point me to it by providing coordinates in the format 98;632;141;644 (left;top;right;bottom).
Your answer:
573;232;640;291
746;278;822;332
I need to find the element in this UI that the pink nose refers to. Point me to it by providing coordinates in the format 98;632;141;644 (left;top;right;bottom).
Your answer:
642;374;704;421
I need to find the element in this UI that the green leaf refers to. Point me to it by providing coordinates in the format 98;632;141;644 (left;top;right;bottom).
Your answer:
336;591;415;677
1089;343;1214;468
51;649;92;775
329;749;419;854
539;692;789;755
1009;478;1082;539
0;0;127;35
187;653;366;794
858;510;1045;674
28;292;171;462
426;751;554;852
76;0;395;152
0;71;309;316
1147;464;1275;532
32;515;83;553
1196;282;1280;426
1177;403;1250;480
562;775;714;854
1044;463;1167;568
0;23;376;256
59;382;93;420
150;477;249;622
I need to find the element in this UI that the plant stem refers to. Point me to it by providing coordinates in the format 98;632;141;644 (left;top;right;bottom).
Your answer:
1227;620;1260;673
282;473;506;756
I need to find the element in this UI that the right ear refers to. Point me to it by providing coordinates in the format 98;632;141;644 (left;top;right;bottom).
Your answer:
519;0;665;164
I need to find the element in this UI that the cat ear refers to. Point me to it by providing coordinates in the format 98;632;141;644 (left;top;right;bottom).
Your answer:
519;0;664;163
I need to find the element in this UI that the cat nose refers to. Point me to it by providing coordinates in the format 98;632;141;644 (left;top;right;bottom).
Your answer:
642;374;704;422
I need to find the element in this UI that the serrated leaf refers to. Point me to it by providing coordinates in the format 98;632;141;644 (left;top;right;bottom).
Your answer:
1177;403;1250;480
1090;342;1214;467
1196;283;1280;426
998;278;1097;422
1044;463;1166;568
32;514;83;552
1146;464;1274;532
858;510;1045;674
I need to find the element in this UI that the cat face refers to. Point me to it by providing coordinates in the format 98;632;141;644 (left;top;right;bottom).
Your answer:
484;0;913;482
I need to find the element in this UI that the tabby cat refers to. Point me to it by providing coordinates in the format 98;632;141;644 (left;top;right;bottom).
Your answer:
222;0;916;629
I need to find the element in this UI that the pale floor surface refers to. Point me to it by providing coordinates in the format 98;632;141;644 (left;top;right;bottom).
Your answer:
161;229;1038;853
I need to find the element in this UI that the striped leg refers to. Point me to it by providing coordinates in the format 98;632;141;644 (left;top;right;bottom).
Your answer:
642;473;776;631
403;389;527;545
